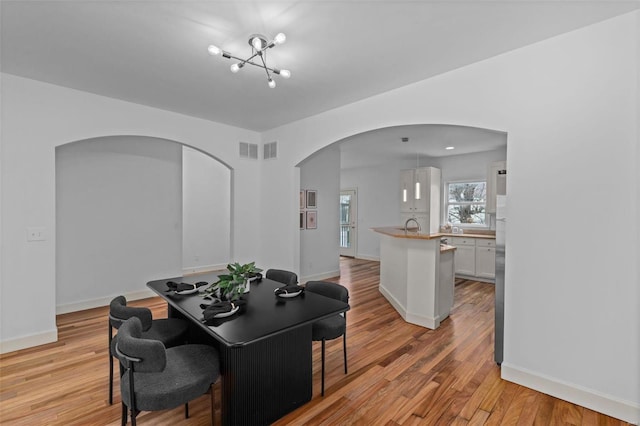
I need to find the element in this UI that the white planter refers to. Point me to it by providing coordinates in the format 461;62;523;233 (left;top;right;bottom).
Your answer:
244;276;259;293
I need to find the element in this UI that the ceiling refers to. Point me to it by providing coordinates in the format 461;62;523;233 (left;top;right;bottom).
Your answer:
2;1;638;133
338;124;507;169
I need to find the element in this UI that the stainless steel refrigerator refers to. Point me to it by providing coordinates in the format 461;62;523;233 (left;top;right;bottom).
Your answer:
495;195;507;365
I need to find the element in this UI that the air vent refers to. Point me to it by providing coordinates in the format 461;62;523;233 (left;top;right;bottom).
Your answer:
239;142;258;159
264;141;277;159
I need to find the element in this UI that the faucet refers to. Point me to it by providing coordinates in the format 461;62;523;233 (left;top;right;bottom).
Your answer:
404;217;421;233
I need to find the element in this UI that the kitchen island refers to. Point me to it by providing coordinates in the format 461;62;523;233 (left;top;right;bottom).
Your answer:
372;227;456;329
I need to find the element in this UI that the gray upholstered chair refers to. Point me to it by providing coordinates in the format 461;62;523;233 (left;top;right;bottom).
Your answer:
108;296;189;404
305;281;349;396
265;269;298;286
115;317;220;426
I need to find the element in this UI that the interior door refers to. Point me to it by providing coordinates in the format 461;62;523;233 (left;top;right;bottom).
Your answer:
339;189;357;257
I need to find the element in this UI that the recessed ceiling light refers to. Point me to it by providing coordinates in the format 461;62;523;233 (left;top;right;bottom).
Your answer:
445;146;455;150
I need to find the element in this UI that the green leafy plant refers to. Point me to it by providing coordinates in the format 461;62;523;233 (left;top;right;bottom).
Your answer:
205;262;263;301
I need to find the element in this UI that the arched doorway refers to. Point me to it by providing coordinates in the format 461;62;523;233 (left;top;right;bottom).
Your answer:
297;124;507;281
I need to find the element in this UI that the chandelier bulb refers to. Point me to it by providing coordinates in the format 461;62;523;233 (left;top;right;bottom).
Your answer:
274;33;286;45
207;45;222;56
252;36;264;50
230;63;241;73
268;78;276;88
279;69;291;79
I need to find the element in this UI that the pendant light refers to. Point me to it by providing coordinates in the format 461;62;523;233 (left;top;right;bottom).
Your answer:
208;33;291;88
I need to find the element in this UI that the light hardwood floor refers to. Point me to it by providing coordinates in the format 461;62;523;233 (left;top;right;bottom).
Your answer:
0;258;630;425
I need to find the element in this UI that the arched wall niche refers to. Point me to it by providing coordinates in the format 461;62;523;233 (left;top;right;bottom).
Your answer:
53;133;232;168
55;134;232;313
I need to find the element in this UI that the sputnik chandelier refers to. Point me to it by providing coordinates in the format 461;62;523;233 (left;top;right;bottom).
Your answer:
207;33;291;88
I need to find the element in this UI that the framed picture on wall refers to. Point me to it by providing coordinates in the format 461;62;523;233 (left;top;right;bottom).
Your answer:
306;190;317;209
300;191;305;209
299;211;305;229
306;211;317;229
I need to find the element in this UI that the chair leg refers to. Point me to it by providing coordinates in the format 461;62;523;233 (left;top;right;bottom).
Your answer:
185;402;189;419
210;383;216;426
109;325;113;405
121;402;127;426
321;339;326;396
343;333;348;374
109;354;114;405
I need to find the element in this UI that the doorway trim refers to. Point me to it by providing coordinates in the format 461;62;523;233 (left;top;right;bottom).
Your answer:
339;188;358;257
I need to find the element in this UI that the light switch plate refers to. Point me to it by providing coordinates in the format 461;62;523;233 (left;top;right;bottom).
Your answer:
27;227;46;241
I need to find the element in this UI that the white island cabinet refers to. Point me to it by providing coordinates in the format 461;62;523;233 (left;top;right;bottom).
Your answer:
373;227;455;330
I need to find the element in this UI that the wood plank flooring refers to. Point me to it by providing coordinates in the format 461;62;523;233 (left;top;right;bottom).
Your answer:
0;258;630;425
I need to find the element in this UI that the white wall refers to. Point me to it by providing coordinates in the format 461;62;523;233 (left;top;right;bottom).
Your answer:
182;145;231;274
0;73;261;353
56;137;183;313
299;146;341;281
432;148;506;187
261;13;639;423
340;158;414;260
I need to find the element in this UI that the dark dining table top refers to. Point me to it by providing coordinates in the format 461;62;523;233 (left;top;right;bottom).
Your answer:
147;272;349;347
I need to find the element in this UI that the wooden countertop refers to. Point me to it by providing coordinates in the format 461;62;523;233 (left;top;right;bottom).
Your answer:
439;232;496;240
440;244;457;253
371;227;496;240
371;226;442;240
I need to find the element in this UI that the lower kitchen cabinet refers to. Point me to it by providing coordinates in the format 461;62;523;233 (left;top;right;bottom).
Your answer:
453;241;475;276
451;236;495;282
475;239;496;279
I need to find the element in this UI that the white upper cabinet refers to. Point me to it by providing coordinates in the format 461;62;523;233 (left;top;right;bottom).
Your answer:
486;161;507;214
400;167;441;233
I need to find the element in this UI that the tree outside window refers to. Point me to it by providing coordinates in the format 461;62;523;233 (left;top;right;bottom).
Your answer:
446;181;486;225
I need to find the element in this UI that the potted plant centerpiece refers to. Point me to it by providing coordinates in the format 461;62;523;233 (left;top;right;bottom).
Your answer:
205;262;263;301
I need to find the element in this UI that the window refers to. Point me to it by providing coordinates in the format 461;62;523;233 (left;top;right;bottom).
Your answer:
446;181;487;225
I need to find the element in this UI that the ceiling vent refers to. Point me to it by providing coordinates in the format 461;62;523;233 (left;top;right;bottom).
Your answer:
401;137;409;143
239;142;258;159
264;141;277;159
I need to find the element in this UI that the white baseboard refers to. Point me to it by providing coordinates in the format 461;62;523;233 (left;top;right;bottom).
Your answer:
182;263;226;275
9;287;175;354
379;284;404;315
0;329;58;354
455;273;495;283
355;254;380;262
56;288;157;315
501;363;639;424
379;285;438;329
405;311;439;329
300;269;341;283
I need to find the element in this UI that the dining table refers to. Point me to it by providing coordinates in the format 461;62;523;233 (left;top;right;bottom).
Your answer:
147;272;350;426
